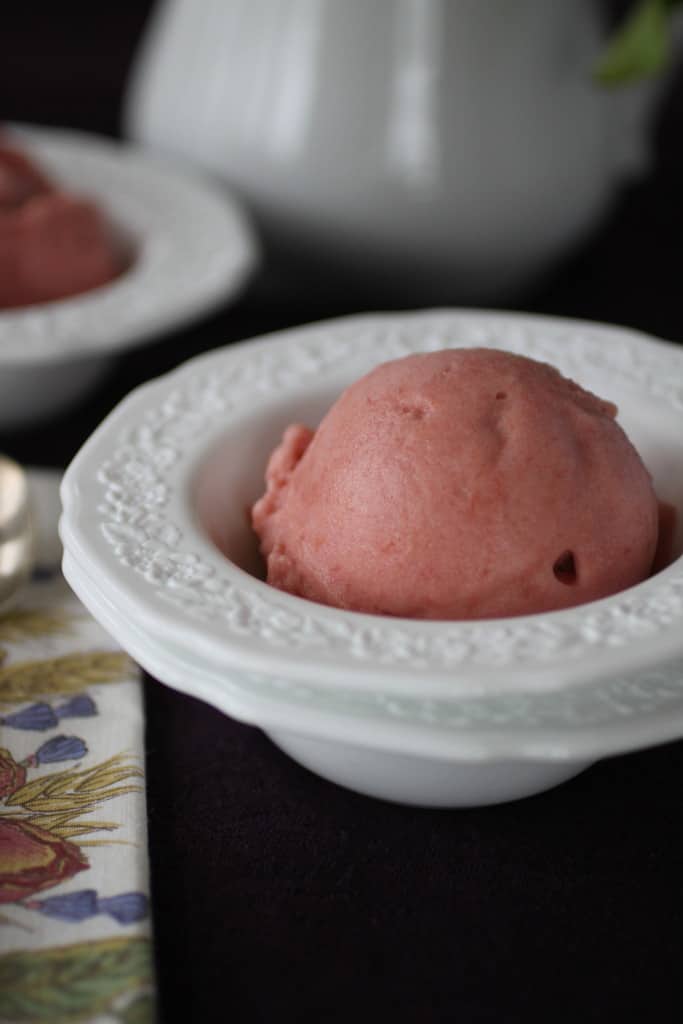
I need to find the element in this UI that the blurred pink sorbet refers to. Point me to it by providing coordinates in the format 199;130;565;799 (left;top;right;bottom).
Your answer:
0;139;122;309
251;348;660;620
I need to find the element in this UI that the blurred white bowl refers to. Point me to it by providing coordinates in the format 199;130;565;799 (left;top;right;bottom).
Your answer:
60;310;683;806
126;0;660;301
0;125;258;429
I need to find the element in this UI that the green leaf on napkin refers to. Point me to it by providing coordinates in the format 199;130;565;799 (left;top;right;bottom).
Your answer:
120;993;156;1024
0;936;154;1023
596;0;681;85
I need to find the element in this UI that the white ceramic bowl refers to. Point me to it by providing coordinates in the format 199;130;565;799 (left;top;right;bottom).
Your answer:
60;310;683;806
0;125;258;429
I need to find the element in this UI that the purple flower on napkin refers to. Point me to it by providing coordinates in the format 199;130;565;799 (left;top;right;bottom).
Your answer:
55;695;97;719
1;695;97;732
1;702;58;731
25;888;149;924
30;736;88;764
98;892;149;925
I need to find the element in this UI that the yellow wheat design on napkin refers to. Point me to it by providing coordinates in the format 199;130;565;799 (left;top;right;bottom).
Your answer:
3;754;144;845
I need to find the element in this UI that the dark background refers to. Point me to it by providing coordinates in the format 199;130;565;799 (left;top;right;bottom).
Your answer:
3;3;683;1022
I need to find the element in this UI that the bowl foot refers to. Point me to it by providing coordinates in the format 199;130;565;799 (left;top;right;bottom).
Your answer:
267;729;594;808
0;356;115;429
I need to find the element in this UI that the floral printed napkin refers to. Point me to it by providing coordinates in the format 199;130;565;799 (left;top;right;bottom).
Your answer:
0;472;155;1024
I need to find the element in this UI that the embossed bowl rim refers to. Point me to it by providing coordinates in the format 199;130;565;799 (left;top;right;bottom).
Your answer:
60;309;683;717
0;124;258;364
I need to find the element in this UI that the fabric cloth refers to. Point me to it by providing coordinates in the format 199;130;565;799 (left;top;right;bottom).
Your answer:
0;472;155;1024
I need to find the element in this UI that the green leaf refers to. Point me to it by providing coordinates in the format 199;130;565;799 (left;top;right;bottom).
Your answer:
595;0;676;86
119;993;157;1024
0;936;153;1023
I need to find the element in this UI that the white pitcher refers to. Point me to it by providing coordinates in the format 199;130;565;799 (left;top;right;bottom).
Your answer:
125;0;661;300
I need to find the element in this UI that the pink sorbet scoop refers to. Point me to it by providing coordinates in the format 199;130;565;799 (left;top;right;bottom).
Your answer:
251;348;660;620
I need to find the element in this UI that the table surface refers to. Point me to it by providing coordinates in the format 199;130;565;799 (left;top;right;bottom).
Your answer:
3;6;683;1022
